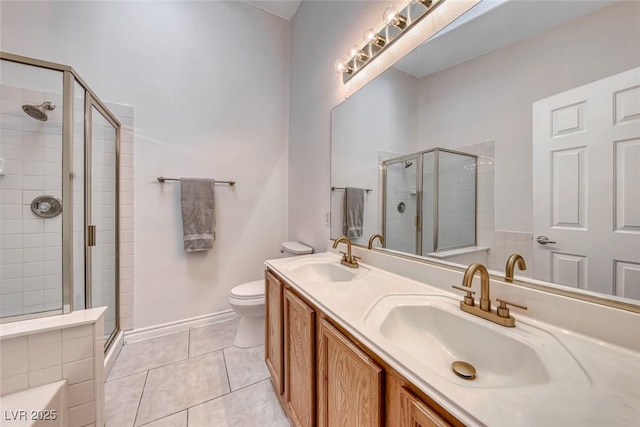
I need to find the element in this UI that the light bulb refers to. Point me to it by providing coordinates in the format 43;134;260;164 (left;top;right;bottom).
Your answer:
383;6;399;25
363;28;385;47
334;59;353;74
383;5;407;29
347;45;368;62
347;45;360;59
363;28;377;43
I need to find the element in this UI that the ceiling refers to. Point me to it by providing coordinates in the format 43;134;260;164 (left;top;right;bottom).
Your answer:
246;0;302;21
394;0;614;78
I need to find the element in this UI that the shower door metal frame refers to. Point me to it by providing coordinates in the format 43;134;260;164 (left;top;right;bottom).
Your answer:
84;94;121;351
432;148;479;252
0;52;121;349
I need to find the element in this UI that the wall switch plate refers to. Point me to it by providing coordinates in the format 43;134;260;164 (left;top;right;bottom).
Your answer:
324;211;331;227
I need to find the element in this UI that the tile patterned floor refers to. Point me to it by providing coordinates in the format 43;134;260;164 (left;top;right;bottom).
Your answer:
104;318;290;427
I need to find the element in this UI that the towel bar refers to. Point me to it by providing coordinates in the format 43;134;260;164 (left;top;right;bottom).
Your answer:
331;186;372;193
157;177;235;186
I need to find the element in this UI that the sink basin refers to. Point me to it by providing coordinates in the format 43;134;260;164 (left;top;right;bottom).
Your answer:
283;258;369;283
365;294;588;389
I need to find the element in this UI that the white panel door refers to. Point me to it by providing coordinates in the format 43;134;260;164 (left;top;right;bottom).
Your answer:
533;67;640;296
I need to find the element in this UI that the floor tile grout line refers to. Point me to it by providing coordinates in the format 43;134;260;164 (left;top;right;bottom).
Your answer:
230;376;273;394
221;347;232;394
132;369;149;427
181;377;275;415
187;329;191;359
106;343;243;383
112;347;238;426
107;342;197;382
135;409;187;427
108;333;191;381
106;320;254;425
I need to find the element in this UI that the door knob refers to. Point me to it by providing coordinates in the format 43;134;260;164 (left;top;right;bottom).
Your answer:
536;235;556;245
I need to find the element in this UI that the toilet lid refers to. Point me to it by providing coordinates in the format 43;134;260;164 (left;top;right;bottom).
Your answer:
282;241;313;255
231;280;264;300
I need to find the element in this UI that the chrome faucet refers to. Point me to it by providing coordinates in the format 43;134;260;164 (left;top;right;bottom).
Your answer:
505;253;526;283
452;263;527;327
333;236;359;268
367;234;385;250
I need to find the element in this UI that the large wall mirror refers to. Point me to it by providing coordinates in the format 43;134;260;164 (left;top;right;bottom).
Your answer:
331;0;640;308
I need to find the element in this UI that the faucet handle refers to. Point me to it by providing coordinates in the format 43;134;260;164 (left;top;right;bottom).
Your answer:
496;298;528;318
451;285;475;306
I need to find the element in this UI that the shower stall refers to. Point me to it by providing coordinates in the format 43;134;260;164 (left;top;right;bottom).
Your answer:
382;148;477;256
0;52;120;350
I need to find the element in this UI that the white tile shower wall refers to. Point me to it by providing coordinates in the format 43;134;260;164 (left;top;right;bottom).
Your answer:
0;313;105;427
0;84;63;318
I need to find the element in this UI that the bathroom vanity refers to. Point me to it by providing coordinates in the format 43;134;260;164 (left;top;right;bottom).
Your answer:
264;250;640;426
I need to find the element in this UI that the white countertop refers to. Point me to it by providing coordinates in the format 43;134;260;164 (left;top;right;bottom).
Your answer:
265;252;640;427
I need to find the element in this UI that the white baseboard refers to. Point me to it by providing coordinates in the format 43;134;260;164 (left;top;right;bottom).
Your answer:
124;310;239;344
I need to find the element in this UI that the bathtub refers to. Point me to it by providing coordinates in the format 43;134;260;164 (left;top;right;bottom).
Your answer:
0;380;68;427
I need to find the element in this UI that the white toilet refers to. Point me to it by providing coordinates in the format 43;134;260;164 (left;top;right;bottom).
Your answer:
229;241;313;348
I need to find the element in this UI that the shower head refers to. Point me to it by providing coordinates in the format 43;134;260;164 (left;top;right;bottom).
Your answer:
22;101;55;122
403;161;413;168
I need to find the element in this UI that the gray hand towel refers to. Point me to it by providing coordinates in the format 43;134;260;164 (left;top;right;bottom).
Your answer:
342;187;364;238
180;178;216;252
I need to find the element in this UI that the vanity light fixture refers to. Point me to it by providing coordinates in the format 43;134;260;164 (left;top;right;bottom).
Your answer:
335;0;444;83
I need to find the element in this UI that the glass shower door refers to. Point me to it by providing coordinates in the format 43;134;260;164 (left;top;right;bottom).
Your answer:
88;99;119;347
437;150;477;251
383;157;420;255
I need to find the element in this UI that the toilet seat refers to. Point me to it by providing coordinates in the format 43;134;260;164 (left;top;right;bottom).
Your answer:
231;280;264;300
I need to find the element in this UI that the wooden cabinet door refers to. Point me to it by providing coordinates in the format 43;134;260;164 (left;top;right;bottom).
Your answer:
284;289;316;427
265;270;284;396
399;387;450;427
317;318;383;427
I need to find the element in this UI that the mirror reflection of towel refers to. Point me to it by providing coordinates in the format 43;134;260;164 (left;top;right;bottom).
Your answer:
342;187;364;238
180;178;216;252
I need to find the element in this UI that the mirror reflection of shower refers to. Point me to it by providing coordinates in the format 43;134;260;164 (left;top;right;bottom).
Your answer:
382;148;478;256
22;101;55;121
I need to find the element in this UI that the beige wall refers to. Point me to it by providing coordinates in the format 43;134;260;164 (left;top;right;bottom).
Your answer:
1;1;291;329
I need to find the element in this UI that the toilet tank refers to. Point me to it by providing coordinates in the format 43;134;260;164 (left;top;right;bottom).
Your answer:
281;241;313;256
